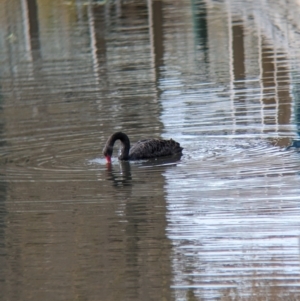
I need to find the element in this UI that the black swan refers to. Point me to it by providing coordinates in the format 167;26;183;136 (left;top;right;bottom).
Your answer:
103;132;183;163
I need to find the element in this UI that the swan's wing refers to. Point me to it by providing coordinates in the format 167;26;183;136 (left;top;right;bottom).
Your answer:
129;139;183;160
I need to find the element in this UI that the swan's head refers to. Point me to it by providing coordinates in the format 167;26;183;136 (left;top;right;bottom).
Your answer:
103;145;113;163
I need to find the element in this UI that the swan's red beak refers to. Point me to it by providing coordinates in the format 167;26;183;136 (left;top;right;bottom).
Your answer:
105;155;111;163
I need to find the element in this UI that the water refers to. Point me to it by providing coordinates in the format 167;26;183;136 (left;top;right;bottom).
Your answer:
1;0;300;300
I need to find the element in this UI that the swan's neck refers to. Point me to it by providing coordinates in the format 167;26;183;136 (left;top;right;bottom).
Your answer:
107;132;131;160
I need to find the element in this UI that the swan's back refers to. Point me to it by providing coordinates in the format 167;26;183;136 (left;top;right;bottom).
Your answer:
129;138;183;160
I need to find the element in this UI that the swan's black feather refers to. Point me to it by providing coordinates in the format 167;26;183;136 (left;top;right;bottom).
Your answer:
129;138;183;160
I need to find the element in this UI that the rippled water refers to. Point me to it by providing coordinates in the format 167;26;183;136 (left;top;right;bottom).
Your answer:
1;0;300;300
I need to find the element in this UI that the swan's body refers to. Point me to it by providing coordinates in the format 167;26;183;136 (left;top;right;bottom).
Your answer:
103;132;183;163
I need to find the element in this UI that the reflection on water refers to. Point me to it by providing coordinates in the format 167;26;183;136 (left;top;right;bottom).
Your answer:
1;0;300;300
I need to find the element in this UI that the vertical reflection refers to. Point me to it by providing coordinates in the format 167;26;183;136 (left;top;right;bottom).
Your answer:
231;20;246;130
259;38;292;145
0;187;6;288
125;199;142;300
148;0;164;97
261;40;276;129
232;23;245;81
0;85;6;294
192;0;208;62
293;81;300;139
88;2;107;88
20;0;32;61
124;192;173;301
275;54;291;146
25;0;41;61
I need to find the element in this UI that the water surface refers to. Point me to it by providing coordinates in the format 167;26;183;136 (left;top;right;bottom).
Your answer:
1;0;300;300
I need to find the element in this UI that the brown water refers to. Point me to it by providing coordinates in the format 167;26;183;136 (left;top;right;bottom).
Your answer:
1;0;300;300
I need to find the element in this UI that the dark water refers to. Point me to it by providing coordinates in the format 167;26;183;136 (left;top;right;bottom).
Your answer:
1;0;300;300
